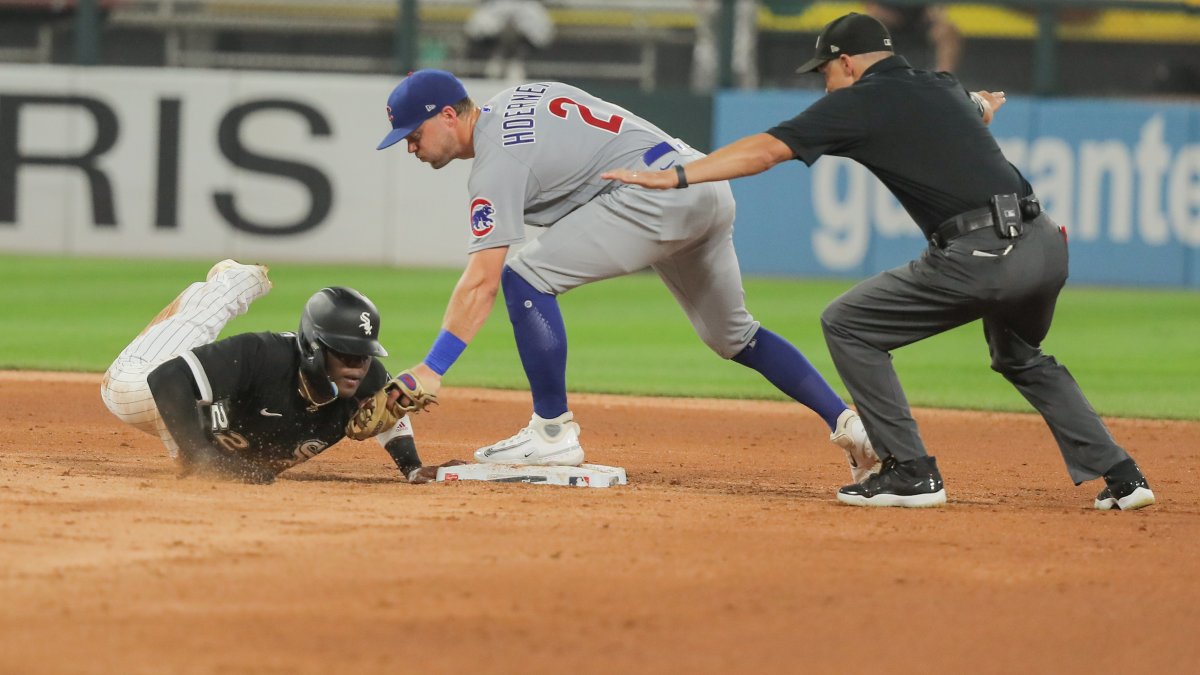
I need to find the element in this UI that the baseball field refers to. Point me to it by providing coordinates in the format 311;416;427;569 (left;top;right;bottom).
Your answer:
2;255;1199;674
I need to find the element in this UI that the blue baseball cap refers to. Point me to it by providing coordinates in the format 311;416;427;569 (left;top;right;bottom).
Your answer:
376;69;469;151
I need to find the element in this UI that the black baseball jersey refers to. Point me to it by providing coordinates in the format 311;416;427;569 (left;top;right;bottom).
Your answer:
765;55;1032;236
181;331;388;470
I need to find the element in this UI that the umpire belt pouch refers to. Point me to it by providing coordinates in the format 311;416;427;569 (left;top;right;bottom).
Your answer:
989;193;1023;239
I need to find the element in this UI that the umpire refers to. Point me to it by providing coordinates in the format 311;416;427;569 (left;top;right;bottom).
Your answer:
603;12;1154;510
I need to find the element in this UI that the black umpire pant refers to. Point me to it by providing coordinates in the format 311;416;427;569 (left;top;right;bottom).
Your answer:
820;214;1130;484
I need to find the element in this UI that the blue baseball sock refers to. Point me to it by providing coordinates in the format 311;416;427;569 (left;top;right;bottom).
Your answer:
732;327;846;430
501;266;569;419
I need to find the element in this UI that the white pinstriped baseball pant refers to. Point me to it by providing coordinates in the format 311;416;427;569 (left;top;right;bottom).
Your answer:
100;262;271;458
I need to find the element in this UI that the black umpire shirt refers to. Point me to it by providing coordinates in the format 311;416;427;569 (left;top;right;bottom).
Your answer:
765;55;1033;237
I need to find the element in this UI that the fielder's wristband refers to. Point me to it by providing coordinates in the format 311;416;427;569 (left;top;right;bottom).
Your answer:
674;164;688;189
423;329;467;376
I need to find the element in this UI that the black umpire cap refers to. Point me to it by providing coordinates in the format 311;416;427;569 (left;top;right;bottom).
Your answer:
796;12;894;74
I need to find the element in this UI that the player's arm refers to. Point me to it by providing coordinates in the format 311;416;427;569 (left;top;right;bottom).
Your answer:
146;358;275;484
601;133;794;190
406;245;510;393
374;416;422;478
373;415;468;484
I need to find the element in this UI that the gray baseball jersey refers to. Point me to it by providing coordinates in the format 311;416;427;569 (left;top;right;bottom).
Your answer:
466;81;682;252
464;81;759;359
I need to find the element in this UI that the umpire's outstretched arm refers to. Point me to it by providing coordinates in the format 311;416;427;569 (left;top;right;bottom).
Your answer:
602;133;794;190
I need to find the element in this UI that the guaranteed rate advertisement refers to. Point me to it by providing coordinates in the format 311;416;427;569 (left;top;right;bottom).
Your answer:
716;91;1200;288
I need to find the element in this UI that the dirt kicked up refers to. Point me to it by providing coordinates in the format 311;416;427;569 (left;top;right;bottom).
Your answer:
2;372;1198;675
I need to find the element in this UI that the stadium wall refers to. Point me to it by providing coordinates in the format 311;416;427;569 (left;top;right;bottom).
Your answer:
3;65;1198;288
0;65;509;267
716;91;1200;288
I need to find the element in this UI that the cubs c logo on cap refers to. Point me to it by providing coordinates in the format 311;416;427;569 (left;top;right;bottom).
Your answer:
470;198;495;238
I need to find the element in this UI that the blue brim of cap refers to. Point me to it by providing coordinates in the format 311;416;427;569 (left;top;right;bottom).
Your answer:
376;125;416;151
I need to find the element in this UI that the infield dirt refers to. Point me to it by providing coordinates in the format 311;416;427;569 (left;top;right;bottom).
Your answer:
2;371;1197;674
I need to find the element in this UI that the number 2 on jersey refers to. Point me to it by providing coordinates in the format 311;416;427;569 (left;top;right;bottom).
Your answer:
548;97;624;134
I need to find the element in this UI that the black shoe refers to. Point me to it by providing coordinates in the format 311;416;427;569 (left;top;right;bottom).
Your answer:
1094;459;1155;511
837;455;947;508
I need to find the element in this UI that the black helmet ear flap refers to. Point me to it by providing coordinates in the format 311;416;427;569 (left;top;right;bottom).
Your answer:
296;334;336;405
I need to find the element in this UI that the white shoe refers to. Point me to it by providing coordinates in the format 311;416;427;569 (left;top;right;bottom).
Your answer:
474;412;585;467
830;409;880;483
207;259;272;290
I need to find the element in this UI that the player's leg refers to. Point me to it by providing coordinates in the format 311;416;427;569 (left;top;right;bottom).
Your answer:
500;266;567;420
470;265;584;466
479;187;700;466
645;181;877;480
101;260;271;452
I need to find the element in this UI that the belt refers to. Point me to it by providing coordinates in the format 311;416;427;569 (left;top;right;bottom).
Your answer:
930;195;1042;248
642;139;687;166
930;206;994;248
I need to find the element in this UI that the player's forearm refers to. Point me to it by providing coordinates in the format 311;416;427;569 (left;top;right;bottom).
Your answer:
411;247;509;383
440;247;508;342
383;435;422;477
442;276;497;342
147;358;215;461
148;359;274;484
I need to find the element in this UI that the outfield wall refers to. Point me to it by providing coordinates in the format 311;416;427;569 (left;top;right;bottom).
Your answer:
716;91;1200;288
3;65;1198;288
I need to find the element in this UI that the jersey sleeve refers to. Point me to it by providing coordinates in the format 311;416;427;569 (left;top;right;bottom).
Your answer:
465;134;537;254
765;89;868;166
185;333;267;403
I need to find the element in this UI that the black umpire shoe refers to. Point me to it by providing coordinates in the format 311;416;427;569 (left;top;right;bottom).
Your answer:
837;455;947;508
1094;458;1155;511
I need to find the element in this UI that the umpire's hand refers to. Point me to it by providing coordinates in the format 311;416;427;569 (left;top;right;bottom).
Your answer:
972;90;1007;125
601;168;677;190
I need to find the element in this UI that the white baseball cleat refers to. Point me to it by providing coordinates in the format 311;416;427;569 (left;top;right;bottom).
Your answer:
474;412;585;467
830;409;880;483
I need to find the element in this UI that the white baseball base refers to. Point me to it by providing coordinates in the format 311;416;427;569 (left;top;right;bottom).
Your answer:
435;463;628;488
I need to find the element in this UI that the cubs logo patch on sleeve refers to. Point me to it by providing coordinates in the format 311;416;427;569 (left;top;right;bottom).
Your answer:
470;198;496;238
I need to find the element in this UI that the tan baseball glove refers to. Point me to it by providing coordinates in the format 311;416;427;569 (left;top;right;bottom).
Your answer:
345;370;438;441
388;370;438;413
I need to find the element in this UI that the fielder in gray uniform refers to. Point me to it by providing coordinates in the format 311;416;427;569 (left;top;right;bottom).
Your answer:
376;69;877;480
605;13;1155;511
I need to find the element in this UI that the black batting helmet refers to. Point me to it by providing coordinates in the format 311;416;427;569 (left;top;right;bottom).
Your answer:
297;287;387;393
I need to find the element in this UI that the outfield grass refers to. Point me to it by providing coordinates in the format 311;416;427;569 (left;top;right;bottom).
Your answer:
4;255;1198;420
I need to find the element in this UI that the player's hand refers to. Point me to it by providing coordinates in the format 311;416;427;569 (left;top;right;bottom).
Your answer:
406;459;469;484
972;90;1006;125
600;167;677;190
